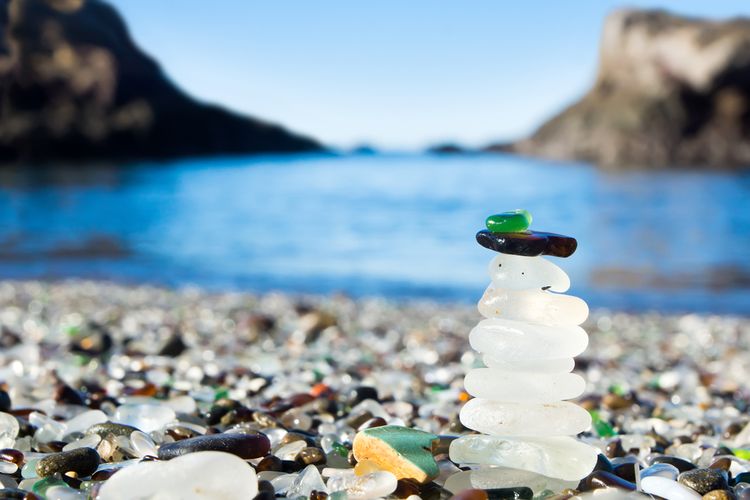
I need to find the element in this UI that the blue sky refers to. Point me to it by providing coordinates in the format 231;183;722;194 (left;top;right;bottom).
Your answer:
110;1;750;150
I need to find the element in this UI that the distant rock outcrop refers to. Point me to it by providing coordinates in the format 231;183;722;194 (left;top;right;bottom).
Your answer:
490;9;750;169
0;0;322;164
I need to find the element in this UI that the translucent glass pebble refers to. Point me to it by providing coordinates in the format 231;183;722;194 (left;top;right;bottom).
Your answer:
459;398;592;436
286;464;327;498
113;404;176;433
478;286;588;326
98;451;258;499
327;470;398;500
487;254;570;292
482;355;575;373
463;368;585;402
0;412;19;448
469;319;588;360
449;435;598;480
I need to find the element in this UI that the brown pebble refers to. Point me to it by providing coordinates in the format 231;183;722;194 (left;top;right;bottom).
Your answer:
0;448;24;466
91;469;117;481
602;393;634;410
258;480;275;495
703;490;736;500
709;458;731;471
310;491;328;500
256;455;283;472
346;411;374;429
297;447;326;465
394;479;421;498
450;489;488;500
347;450;357;466
605;439;626;458
358;417;387;431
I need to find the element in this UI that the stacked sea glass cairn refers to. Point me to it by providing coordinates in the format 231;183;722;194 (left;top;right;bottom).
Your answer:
449;210;598;481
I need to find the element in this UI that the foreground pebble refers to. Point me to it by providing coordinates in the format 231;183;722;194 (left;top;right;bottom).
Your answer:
352;425;438;483
157;432;270;460
36;447;100;478
99;451;257;499
459;399;592;436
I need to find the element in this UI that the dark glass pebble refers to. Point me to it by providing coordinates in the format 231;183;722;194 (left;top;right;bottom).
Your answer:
91;469;118;481
349;386;379;404
358;417;387;431
605;439;626;458
297;447;326;466
732;472;750;486
432;435;457;456
476;230;577;258
0;391;10;413
36;447;100;478
592;454;615;473
281;459;303;473
613;463;639;483
0;449;23;466
0;488;39;499
157;332;187;357
158;432;270;460
394;479;421;498
252;493;274;500
85;422;140;438
678;468;729;495
346;411;374;430
37;441;66;454
649;455;697;473
310;490;328;500
702;490;737;500
256;455;283;472
579;470;636;491
258;480;275;495
715;447;735;457
709;458;731;471
485;487;534;499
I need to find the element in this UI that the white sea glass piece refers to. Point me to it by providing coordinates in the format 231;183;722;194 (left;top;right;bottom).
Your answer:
114;404;176;433
449;435;597;481
98;451;258;500
478;285;588;326
482;355;575;373
470;318;588;360
464;368;585;402
326;470;398;500
488;254;570;292
640;476;701;500
443;467;578;495
0;412;19;449
459;398;591;436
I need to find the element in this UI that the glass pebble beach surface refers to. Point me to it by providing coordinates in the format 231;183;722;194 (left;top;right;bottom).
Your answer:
0;280;747;498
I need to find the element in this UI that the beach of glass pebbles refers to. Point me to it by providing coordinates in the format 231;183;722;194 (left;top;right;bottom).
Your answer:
0;280;748;499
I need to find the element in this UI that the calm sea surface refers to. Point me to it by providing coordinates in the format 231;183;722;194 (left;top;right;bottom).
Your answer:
1;153;749;314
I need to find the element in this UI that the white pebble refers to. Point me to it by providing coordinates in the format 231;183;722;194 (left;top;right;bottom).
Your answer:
488;254;570;292
464;368;585;402
449;435;597;481
275;440;306;460
482;355;575;373
478;285;588;326
129;430;158;458
469;319;588;360
98;451;258;500
459;398;592;436
0;412;18;449
287;464;327;498
443;467;578;495
326;470;397;500
114;404;176;433
0;460;18;474
640;476;701;500
64;409;108;435
62;434;101;452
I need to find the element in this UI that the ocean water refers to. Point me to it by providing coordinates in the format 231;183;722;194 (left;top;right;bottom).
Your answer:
1;153;749;314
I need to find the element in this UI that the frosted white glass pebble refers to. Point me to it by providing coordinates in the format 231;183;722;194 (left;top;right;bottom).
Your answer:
478;285;589;326
0;412;19;449
482;355;575;373
113;404;176;433
488;254;570;292
464;368;585;402
449;435;598;480
459;398;591;436
640;476;701;500
326;470;398;500
64;409;108;435
469;319;588;360
98;451;258;500
287;464;328;498
443;467;578;495
62;434;101;452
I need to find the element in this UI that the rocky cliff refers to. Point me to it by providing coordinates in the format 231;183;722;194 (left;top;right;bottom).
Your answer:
0;0;322;164
491;9;750;169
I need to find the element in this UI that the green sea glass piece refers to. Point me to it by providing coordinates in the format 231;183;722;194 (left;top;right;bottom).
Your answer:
486;209;532;233
352;425;438;483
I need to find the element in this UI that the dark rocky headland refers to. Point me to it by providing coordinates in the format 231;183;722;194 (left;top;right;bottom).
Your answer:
0;0;322;165
488;9;750;170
